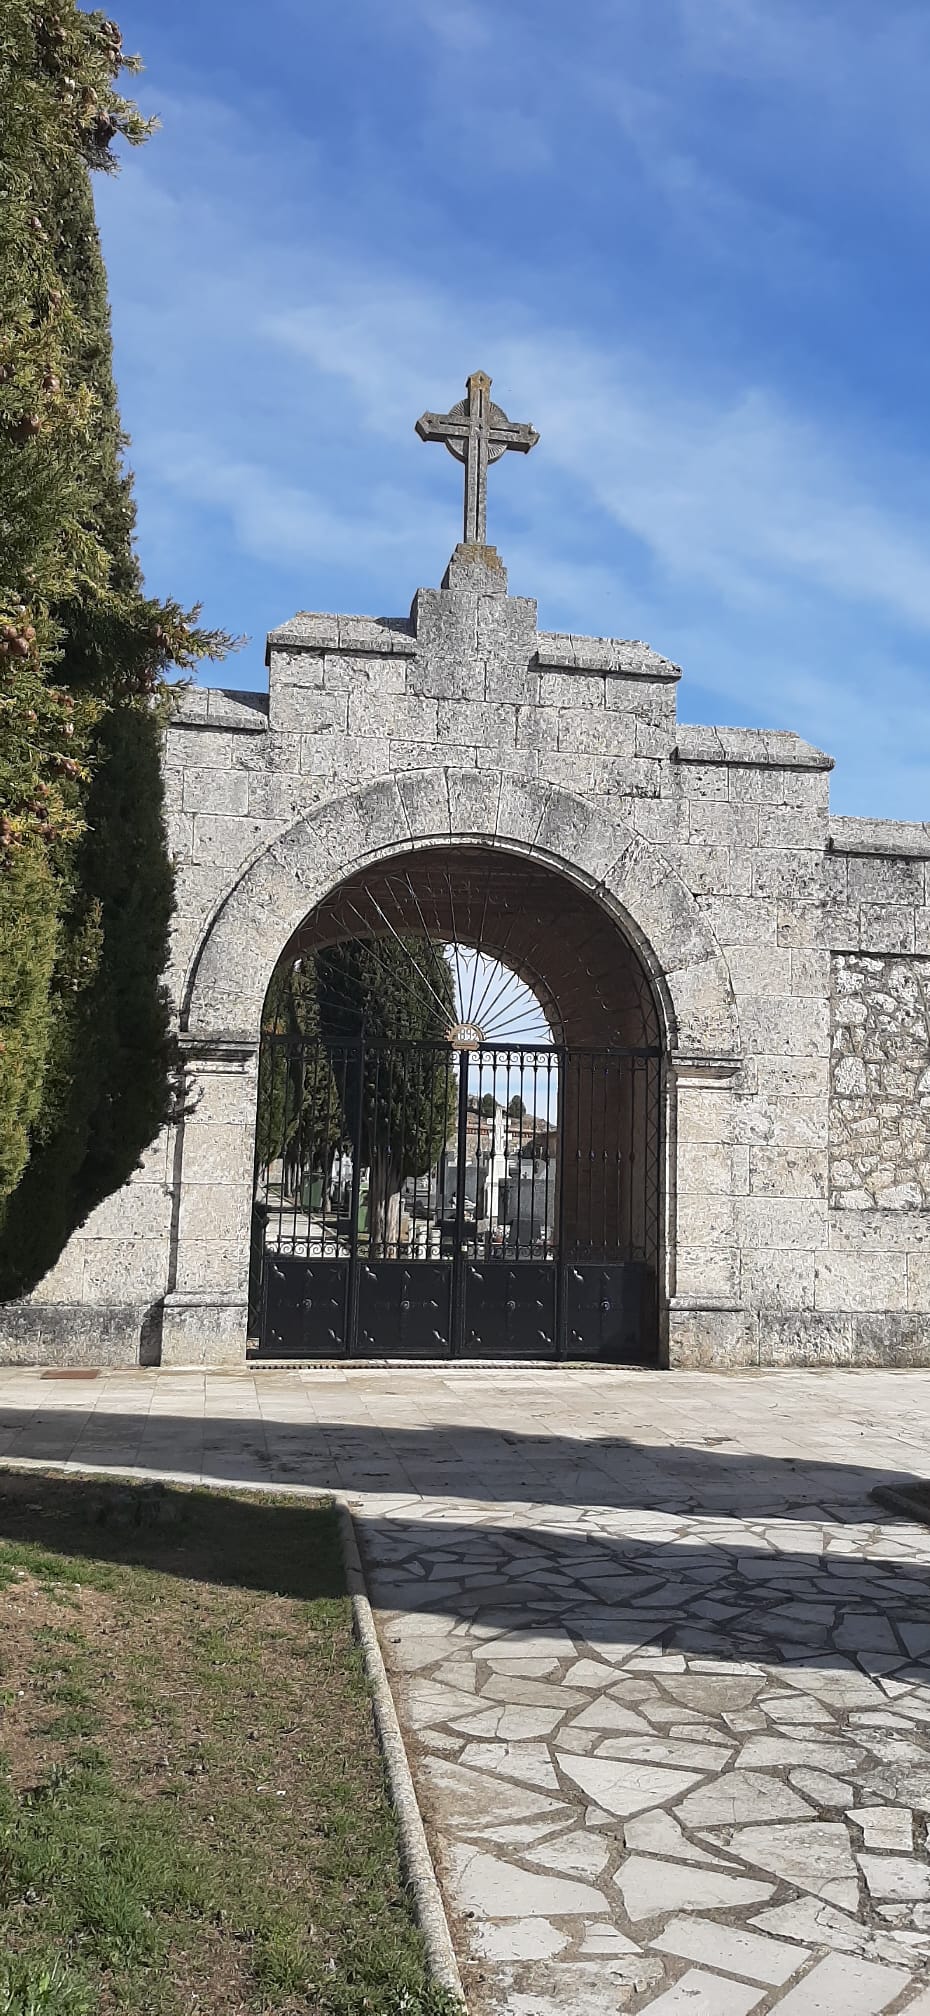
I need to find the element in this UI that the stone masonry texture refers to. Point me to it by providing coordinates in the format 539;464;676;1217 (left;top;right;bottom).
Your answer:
4;539;930;1369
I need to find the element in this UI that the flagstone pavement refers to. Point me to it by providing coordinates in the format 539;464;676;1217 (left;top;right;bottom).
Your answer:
3;1364;930;2014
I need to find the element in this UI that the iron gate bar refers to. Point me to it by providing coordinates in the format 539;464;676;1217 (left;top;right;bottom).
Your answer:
251;1033;662;1362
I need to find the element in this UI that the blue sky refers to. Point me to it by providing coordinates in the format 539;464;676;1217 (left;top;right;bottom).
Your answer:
97;0;930;817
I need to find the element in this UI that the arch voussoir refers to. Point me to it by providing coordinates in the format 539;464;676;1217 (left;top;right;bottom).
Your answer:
184;765;739;1060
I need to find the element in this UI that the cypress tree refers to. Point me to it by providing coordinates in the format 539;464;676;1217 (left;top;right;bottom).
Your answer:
315;937;457;1252
0;4;231;1294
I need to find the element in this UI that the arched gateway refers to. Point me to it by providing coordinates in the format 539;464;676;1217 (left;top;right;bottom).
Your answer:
173;768;738;1369
8;373;930;1370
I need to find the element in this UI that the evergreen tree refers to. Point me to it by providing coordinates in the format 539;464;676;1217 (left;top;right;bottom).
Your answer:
0;4;231;1291
254;957;344;1186
315;937;456;1253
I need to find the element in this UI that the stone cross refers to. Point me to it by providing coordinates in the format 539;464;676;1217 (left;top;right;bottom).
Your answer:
416;371;539;546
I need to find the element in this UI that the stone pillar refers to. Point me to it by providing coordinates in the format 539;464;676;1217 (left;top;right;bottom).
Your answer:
667;1056;755;1367
159;1036;260;1366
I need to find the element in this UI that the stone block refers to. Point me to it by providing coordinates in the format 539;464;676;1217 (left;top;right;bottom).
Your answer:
675;1246;740;1301
484;659;540;704
665;963;737;1056
632;798;690;845
906;1252;930;1309
729;766;830;810
236;729;300;771
301;734;392;783
814;1251;907;1312
82;1238;169;1303
859;905;917;953
751;850;823;901
737;1197;829;1250
674;844;734;897
182;1062;258;1127
852;1311;930;1363
676;1085;739;1145
632;718;674;761
177;1182;251;1247
742;995;830;1058
446;769;500;839
676;1191;736;1248
607;677;677;728
247;772;323;821
321;653;407;694
397;767;451;840
678;1139;734;1196
749;1146;827;1197
848;854;925;904
476;590;538;664
669;761;729;800
758;808;828;850
697;895;778;946
758;1311;854;1365
407;652;484;700
174;1242;248;1294
182;767;250;816
271;686;349;734
25;1237;86;1303
160;1293;248;1366
736;1095;828;1149
165;726;232;770
741;1248;815;1311
439;699;515;748
162;768;183;811
777;900;841;949
192;814;281;869
0;1304;147;1366
789;949;831;996
667;1305;757;1368
726;946;793;997
165;812;194;861
496;775;548;848
557;711;636;756
688;801;759;847
753;1053;828;1096
539;671;604;710
348;692;438;741
535;794;623;885
79;1183;172;1243
515;704;561;751
267;646;325;688
180;1121;253;1186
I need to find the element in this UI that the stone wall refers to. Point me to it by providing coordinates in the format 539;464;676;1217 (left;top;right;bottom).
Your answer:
4;540;930;1369
831;952;930;1210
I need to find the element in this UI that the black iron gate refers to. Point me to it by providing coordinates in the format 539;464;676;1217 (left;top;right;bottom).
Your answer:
248;1037;662;1363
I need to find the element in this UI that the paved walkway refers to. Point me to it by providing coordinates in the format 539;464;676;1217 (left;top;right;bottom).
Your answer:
2;1365;930;2014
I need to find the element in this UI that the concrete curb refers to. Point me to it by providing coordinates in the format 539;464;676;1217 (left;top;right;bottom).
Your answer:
337;1500;466;2009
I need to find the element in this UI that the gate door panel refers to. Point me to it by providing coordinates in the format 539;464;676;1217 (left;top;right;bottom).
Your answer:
565;1263;655;1365
357;1262;452;1358
262;1254;349;1357
464;1264;557;1359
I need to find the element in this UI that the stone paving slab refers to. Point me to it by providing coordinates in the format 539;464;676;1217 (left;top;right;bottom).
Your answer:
1;1365;930;2012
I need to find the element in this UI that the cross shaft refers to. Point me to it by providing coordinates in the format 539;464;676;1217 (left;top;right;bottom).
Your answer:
416;371;539;545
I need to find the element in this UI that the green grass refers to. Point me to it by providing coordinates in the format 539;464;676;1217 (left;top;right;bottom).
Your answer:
0;1472;461;2016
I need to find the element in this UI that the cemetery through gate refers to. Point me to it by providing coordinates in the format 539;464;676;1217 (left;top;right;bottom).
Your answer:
6;371;930;1370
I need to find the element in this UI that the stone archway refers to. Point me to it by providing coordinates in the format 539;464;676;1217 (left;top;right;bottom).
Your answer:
160;771;740;1366
183;770;738;1055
